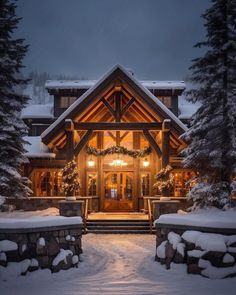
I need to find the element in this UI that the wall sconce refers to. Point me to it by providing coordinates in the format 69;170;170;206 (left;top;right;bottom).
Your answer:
88;156;95;167
143;158;150;167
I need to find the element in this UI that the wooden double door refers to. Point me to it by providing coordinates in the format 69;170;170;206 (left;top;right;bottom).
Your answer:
104;171;134;211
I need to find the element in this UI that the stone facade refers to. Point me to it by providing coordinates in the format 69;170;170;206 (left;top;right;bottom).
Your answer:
59;200;84;217
0;224;83;275
155;224;236;279
6;196;99;212
152;200;180;220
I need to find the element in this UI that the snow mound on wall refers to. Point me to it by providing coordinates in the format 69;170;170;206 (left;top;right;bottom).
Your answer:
0;216;82;229
155;209;236;229
52;249;73;266
156;241;167;259
0;240;18;252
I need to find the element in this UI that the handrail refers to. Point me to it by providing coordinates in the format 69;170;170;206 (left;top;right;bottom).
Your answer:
84;198;89;221
147;197;153;234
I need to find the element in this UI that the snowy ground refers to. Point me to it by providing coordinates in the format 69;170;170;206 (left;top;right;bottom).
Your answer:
1;234;236;295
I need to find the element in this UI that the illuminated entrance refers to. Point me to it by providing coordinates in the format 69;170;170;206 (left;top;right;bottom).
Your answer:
104;172;134;211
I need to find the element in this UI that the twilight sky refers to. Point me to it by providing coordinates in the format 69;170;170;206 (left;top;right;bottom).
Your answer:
16;0;210;80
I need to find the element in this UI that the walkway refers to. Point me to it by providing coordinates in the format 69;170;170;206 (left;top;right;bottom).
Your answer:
1;234;236;295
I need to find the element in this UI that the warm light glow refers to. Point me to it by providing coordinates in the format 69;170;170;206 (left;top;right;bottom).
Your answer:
143;158;150;167
109;158;128;167
88;157;95;167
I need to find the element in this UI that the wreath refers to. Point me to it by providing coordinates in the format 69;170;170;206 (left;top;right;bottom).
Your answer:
86;145;151;158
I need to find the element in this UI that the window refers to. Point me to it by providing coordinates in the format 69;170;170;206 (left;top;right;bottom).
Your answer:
158;96;172;108
141;173;150;196
87;173;97;196
59;96;77;108
173;170;196;197
31;170;63;197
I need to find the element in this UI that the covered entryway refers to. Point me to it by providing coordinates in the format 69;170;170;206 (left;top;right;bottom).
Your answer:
41;65;188;212
104;171;134;211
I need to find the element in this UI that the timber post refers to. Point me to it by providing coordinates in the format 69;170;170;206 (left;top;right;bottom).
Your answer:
162;119;171;168
65;119;74;162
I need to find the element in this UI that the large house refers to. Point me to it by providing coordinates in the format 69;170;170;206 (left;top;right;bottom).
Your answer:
22;65;196;212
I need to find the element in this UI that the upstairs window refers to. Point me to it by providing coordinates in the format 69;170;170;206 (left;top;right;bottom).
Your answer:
158;96;172;108
59;96;77;108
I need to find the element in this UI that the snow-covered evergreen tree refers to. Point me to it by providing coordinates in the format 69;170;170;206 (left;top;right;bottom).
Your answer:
0;0;32;199
183;0;236;209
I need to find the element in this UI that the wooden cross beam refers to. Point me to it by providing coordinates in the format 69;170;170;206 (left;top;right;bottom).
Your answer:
115;92;121;122
74;130;93;156
143;130;162;157
101;97;115;117
121;97;135;116
73;122;162;130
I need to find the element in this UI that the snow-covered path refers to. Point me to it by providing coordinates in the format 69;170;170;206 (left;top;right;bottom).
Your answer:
1;234;236;295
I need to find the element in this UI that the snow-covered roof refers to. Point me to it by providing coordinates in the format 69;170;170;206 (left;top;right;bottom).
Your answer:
45;79;185;90
21;104;54;119
24;136;55;158
42;65;188;144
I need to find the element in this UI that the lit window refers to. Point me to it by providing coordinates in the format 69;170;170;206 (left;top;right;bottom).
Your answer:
59;97;77;108
158;97;172;108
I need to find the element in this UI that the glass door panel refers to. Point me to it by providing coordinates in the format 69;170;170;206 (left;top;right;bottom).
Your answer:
104;172;134;211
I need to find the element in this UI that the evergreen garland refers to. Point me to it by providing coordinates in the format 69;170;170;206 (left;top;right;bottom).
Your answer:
61;160;80;197
87;146;151;158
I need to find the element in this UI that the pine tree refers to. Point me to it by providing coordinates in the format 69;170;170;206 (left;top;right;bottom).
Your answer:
0;0;32;200
61;159;80;199
182;0;236;209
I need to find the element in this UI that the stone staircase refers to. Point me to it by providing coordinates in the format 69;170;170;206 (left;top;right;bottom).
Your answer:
85;213;153;234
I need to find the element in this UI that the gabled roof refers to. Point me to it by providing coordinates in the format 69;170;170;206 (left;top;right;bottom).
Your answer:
41;65;187;146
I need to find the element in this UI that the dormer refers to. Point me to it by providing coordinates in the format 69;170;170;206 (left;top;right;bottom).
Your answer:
45;79;185;118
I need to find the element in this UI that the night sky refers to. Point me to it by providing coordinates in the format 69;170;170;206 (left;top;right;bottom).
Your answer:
16;0;210;80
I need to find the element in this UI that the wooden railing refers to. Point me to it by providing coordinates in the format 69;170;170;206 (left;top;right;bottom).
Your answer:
144;196;162;233
76;196;92;233
147;198;153;233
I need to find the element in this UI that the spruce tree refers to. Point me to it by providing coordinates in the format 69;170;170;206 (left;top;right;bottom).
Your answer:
183;0;236;210
0;0;31;200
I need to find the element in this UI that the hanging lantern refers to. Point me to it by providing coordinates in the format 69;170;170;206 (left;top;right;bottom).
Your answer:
143;158;150;167
88;156;95;167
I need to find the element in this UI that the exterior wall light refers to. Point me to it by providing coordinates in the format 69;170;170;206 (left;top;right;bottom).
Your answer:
143;158;150;167
88;157;95;167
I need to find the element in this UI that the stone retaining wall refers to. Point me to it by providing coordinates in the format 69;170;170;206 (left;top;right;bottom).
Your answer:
0;224;83;275
155;224;236;279
6;196;99;212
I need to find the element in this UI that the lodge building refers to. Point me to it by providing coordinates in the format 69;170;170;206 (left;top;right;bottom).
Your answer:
22;65;195;212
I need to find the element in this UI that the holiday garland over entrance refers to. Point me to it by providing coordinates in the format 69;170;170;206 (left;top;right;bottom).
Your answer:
86;146;151;158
